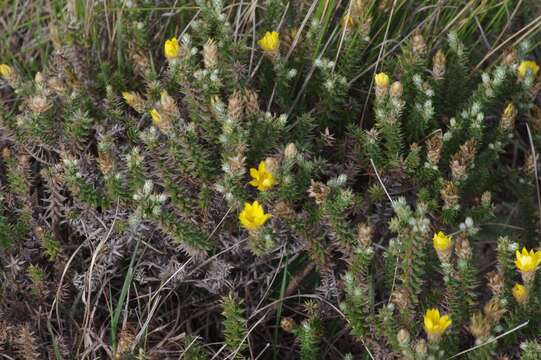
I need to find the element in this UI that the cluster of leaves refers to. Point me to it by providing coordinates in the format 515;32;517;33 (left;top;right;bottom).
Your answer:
0;0;541;359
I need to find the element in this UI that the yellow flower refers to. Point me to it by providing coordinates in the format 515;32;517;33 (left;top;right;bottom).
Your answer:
512;283;528;304
150;108;162;125
239;201;272;231
500;103;517;130
122;91;145;113
374;72;390;88
249;161;277;191
164;37;181;60
433;231;452;252
515;247;541;273
517;60;539;79
160;90;170;103
122;91;136;104
258;31;280;53
423;308;452;342
503;103;516;119
0;64;13;78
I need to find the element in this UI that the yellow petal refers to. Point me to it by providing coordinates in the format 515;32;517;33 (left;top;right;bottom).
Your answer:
258;161;266;173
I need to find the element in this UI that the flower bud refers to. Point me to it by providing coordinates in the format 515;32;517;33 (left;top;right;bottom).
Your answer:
483;298;505;324
34;72;45;87
284;143;298;159
468;312;491;340
281;317;296;332
512;283;528;305
28;95;51;113
503;49;517;66
356;223;373;248
374;72;390;97
487;270;503;296
389;81;403;98
412;32;426;55
228;90;244;121
415;339;427;355
203;38;218;69
481;191;492;208
308;180;330;204
455;235;472;260
397;329;410;345
500;103;517;131
432;49;446;80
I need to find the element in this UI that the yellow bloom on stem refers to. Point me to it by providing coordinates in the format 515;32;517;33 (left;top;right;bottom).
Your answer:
150;108;162;125
512;283;528;304
423;308;452;342
433;231;452;252
249;161;277;191
122;91;136;104
503;103;516;119
257;31;280;53
517;60;539;79
122;91;145;113
0;64;13;78
164;37;181;60
374;72;390;88
239;201;272;231
515;247;541;273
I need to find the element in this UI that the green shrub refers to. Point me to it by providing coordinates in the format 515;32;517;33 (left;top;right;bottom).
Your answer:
0;0;540;358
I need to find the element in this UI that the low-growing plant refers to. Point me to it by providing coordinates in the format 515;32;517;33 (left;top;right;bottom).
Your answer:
0;0;540;359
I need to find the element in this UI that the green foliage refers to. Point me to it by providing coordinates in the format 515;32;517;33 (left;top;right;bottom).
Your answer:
0;211;12;248
318;175;356;249
0;0;540;358
389;199;431;320
294;302;321;360
27;264;45;296
183;336;209;360
340;239;374;339
222;293;248;358
377;304;400;352
521;341;541;360
37;228;62;261
446;237;479;327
